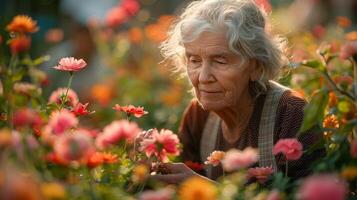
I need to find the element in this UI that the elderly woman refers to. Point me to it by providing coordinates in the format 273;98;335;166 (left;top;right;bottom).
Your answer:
155;0;323;183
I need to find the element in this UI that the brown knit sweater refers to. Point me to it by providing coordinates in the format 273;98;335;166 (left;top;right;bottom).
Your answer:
178;90;324;180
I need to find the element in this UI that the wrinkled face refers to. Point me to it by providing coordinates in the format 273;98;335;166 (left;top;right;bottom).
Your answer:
184;31;253;111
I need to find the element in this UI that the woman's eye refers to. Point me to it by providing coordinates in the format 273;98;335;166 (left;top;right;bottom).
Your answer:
189;57;201;63
214;59;227;64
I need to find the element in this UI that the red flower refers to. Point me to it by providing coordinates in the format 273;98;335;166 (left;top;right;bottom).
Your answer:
140;129;180;162
273;138;303;160
106;7;128;28
113;104;148;118
184;160;204;172
13;108;43;130
53;57;87;72
9;35;31;54
71;103;94;116
122;0;140;17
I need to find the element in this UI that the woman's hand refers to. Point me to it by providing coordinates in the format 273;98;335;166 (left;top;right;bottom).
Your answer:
150;162;200;184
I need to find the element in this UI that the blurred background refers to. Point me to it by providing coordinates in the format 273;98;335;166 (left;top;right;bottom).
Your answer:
0;0;356;132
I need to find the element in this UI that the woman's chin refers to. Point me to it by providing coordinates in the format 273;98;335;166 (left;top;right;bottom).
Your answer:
198;100;227;111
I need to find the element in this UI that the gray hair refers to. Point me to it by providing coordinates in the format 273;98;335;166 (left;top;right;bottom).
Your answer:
160;0;288;92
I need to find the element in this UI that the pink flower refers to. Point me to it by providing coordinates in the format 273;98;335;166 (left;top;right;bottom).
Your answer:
205;150;225;166
71;102;94;116
49;88;79;107
267;190;282;200
53;131;94;164
221;147;259;172
48;110;78;135
122;0;140;17
113;104;148;118
53;57;87;72
273;138;303;160
95;120;141;149
140;129;180;162
247;166;274;184
139;187;174;200
340;41;357;60
13;108;43;130
350;139;357;158
106;7;128;28
297;174;347;200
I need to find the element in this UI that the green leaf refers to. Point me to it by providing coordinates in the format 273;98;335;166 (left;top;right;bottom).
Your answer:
299;90;329;134
301;59;324;71
33;55;50;66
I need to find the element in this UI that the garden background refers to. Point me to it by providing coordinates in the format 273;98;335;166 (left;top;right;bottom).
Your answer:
0;0;356;199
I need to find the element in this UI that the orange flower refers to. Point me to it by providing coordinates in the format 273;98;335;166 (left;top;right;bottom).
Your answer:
8;35;31;54
205;150;225;166
102;152;118;164
131;164;149;183
87;152;104;168
328;92;338;107
145;15;175;43
6;15;39;33
336;16;351;28
179;177;217;200
128;27;142;44
90;84;113;106
345;31;357;41
323;114;339;129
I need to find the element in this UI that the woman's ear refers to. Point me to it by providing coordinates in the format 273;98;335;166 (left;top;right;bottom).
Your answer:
249;60;263;81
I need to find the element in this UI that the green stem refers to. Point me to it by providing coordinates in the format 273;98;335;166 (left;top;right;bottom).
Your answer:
59;72;74;110
6;54;18;128
285;160;288;177
322;70;355;102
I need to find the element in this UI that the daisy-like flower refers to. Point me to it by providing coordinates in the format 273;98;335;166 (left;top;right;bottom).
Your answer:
139;129;180;162
53;57;87;72
273;138;303;161
6;15;39;33
113;104;148;118
95;120;141;149
323;114;340;129
205;150;225;166
49;88;79;107
221;147;259;172
53;131;93;164
48;110;78;135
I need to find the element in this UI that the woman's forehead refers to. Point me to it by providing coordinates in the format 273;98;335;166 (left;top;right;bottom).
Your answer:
183;31;231;55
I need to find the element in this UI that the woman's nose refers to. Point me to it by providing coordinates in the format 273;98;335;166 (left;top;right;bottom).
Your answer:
198;61;215;83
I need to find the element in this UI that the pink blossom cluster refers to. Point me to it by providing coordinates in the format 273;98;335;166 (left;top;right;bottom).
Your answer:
140;129;180;162
95;120;142;149
221;147;259;172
